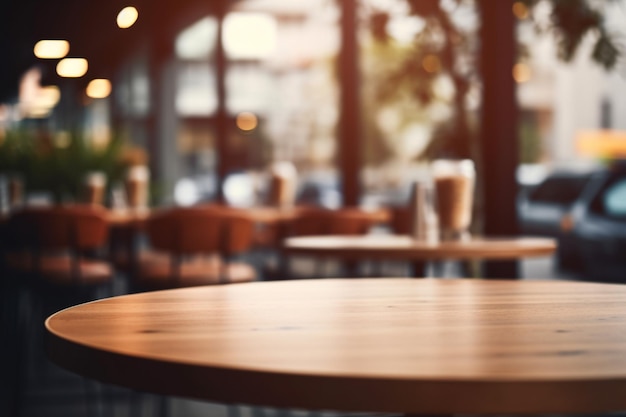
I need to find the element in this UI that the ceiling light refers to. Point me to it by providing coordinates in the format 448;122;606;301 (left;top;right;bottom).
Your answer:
86;79;112;99
34;40;69;59
117;6;139;29
56;58;88;78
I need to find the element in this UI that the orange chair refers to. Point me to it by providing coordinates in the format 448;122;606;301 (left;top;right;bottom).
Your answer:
281;207;379;278
132;207;257;291
287;207;376;237
5;205;113;292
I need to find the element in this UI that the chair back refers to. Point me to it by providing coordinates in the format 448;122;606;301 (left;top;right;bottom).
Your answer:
289;207;374;236
220;213;255;256
146;206;255;256
194;203;257;254
146;208;222;255
8;205;109;251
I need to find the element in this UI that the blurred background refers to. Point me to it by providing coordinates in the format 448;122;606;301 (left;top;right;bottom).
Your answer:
3;1;626;416
2;0;626;280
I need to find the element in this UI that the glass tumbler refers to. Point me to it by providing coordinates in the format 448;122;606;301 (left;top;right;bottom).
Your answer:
431;159;475;241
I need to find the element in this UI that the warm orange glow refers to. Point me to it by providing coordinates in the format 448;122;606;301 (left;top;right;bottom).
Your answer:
422;55;441;73
28;107;53;119
513;63;532;83
236;112;258;131
576;130;626;158
25;86;61;118
55;132;71;148
513;2;529;20
86;79;112;99
560;214;575;233
36;86;61;108
34;40;69;59
18;67;61;118
117;6;139;29
56;58;88;78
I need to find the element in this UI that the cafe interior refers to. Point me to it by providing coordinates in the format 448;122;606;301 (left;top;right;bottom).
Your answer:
2;0;626;416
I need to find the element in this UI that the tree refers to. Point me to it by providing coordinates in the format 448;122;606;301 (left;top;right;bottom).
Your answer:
366;0;622;161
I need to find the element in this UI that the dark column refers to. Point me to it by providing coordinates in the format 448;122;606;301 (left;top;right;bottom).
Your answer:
215;3;228;202
338;0;361;207
147;38;171;185
479;0;520;278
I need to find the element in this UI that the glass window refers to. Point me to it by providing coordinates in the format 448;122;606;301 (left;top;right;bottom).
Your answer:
226;65;273;115
358;0;480;207
175;16;218;117
601;178;626;218
176;62;217;116
175;17;218;60
115;56;150;118
223;12;277;60
167;2;341;205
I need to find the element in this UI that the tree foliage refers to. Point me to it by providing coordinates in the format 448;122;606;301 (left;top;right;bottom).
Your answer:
366;0;622;160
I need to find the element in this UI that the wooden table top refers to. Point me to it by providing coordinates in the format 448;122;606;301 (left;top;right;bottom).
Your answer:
47;278;626;414
283;235;556;260
227;206;390;225
105;205;390;227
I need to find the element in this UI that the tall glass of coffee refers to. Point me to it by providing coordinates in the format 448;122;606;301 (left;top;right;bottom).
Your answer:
432;159;475;241
84;171;107;206
125;165;150;212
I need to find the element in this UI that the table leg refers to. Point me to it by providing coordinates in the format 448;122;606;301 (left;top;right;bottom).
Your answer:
412;261;427;278
342;260;360;277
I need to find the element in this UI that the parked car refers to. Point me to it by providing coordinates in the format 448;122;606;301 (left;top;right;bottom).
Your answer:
569;163;626;282
517;168;596;271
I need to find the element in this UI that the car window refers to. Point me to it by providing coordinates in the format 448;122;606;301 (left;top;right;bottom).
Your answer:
601;178;626;218
528;175;589;205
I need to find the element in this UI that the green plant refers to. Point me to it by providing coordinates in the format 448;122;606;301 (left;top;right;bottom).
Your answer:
0;128;127;203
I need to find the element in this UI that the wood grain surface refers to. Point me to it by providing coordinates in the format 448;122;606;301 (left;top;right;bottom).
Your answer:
46;278;626;414
283;235;556;261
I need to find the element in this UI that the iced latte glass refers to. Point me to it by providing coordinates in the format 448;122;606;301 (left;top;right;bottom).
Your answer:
84;171;106;206
125;165;150;212
432;159;475;241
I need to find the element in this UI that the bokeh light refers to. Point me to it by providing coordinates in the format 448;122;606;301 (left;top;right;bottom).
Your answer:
513;2;530;20
36;86;61;108
422;55;441;73
86;79;112;99
56;58;88;78
513;63;532;83
223;13;277;59
117;6;139;29
236;112;258;131
34;40;69;59
174;178;200;206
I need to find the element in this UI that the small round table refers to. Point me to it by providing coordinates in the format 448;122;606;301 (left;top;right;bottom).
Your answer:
47;279;626;415
282;235;556;276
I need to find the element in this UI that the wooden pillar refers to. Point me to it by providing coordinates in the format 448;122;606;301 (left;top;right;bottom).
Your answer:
215;2;228;202
479;0;520;278
338;0;361;207
147;38;170;185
